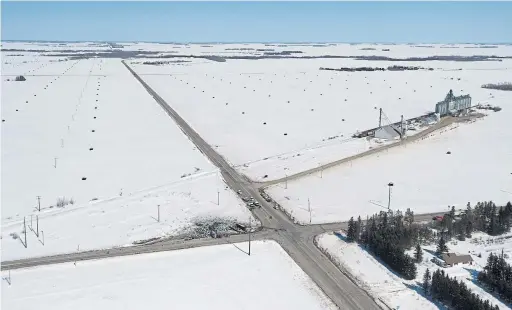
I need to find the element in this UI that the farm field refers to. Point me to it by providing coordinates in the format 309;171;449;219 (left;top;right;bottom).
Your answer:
318;231;511;310
1;54;255;260
1;240;337;310
266;70;512;224
2;56;218;219
2;41;512;255
1;170;254;261
129;49;512;182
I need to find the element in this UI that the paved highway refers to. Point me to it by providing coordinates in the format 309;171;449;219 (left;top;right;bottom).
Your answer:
122;60;382;310
1;230;273;270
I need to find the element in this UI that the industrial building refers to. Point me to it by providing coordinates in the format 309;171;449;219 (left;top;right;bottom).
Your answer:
435;90;472;117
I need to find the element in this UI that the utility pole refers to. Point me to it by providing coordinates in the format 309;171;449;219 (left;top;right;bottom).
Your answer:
388;182;394;210
400;115;405;139
285;173;288;189
54;157;58;168
23;216;27;248
37;196;41;211
248;217;251;256
36;215;39;237
379;108;383;128
157;205;160;222
217;190;220;205
308;198;312;224
41;230;45;245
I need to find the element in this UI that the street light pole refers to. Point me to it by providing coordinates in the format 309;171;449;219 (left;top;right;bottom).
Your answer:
388;182;394;210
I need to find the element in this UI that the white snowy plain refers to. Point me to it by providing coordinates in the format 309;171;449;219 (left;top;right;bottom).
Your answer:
1;240;337;310
318;232;512;310
129;50;512;182
266;75;512;224
1;55;255;261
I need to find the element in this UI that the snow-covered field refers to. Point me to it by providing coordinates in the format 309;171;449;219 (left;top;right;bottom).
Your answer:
266;73;512;223
2;56;217;218
1;170;254;261
1;54;255;260
1;240;337;310
318;232;511;310
2;42;512;260
129;52;512;182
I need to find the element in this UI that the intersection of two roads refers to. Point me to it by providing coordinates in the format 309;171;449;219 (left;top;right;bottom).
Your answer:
2;61;446;310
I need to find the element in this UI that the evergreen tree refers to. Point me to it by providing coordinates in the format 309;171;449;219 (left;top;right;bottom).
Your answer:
405;208;414;226
347;217;356;242
415;243;423;263
465;219;473;238
355;216;362;242
436;236;448;254
431;268;501;309
478;251;512;303
422;268;431;295
450;205;456;219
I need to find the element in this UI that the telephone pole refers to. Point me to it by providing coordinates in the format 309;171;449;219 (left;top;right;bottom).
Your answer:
23;216;27;248
217;190;220;205
248;217;251;256
388;182;394;210
36;215;39;237
308;198;312;224
157;205;160;222
37;196;41;211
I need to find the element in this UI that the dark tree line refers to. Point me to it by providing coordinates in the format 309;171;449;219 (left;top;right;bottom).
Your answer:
478;252;512;304
347;209;418;280
422;268;501;310
439;202;512;241
482;83;512;91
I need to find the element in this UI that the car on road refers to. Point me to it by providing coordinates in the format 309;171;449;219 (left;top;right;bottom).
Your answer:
242;197;251;202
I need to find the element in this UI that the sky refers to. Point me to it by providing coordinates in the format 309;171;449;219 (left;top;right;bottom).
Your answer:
1;1;511;43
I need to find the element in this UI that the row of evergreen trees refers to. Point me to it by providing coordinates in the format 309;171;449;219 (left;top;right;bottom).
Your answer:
441;202;512;241
346;209;418;279
478;252;512;304
422;268;500;310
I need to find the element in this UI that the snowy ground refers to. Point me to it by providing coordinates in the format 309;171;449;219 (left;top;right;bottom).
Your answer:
1;170;254;261
2;56;217;219
266;74;512;224
318;232;511;310
1;240;337;310
1;55;255;260
129;51;512;182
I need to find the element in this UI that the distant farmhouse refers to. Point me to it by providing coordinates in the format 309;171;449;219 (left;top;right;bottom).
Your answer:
435;89;472;117
432;252;474;268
